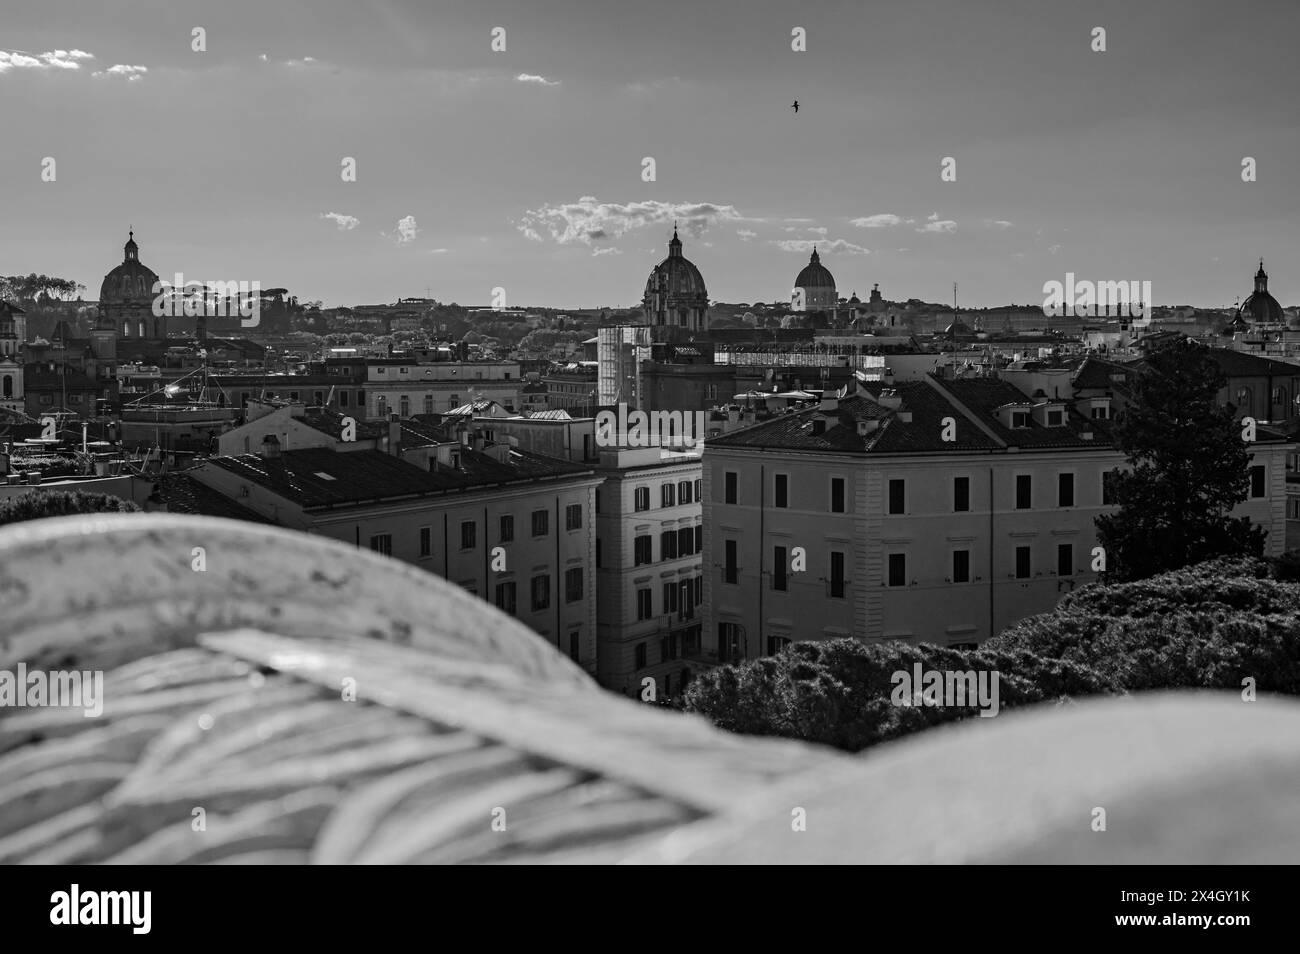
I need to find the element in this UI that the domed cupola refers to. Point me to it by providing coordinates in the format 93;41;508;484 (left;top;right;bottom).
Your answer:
793;246;837;312
1238;259;1284;326
642;226;709;333
99;230;165;339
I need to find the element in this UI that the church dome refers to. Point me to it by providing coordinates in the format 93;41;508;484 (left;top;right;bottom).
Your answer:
642;230;707;300
795;247;836;290
99;231;160;305
1239;260;1284;325
644;229;708;300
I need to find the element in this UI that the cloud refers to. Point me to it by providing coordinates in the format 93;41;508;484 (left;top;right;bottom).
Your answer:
516;73;559;86
382;215;421;245
429;248;449;254
916;213;957;234
319;212;359;231
516;195;742;246
1;49;94;74
990;220;1013;229
591;247;621;256
93;64;148;81
851;213;909;229
774;239;870;256
736;229;758;242
1048;244;1062;255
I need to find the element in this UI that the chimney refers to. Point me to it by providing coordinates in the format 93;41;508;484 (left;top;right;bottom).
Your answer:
261;434;281;459
388;412;402;456
883;367;894;385
876;388;903;411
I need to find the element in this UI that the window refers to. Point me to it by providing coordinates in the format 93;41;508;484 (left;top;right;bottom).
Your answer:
724;540;739;584
499;514;514;543
370;534;392;556
887;553;906;588
1102;471;1118;506
340;391;349;408
663;581;679;614
1057;543;1073;577
1250;465;1266;499
636;589;652;621
888;479;905;515
954;476;970;513
1015;474;1032;510
724;471;738;504
531;509;549;537
661;531;678;560
531;574;550;611
596;539;602;567
831;477;846;513
460;520;476;550
419;526;432;558
828;551;847;597
1058;472;1075;508
679;480;693;505
569;632;580;663
424;395;434;414
399;396;410;417
634;535;653;566
1015;546;1031;579
662;483;675;508
1047;409;1064;427
766;636;792;656
677;527;693;556
694;525;703;553
694;478;701;500
774;474;788;508
952;549;970;584
773;546;788;591
635;642;647;669
565;567;583;603
1012;410;1030;428
634;487;650;512
495;581;517;614
718;622;744;663
565;503;582;531
1090;404;1108;420
595;490;601;513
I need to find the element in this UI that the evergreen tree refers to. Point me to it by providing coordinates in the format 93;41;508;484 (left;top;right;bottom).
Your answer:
1096;337;1265;581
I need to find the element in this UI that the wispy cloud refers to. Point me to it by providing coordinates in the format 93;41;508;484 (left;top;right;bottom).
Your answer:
916;212;957;234
851;213;909;229
319;212;360;231
988;219;1013;229
516;73;559;86
382;215;421;245
0;49;94;74
591;246;621;256
93;64;148;81
775;239;870;256
517;196;742;246
736;229;758;242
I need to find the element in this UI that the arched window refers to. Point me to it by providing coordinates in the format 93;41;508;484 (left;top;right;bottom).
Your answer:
2;375;11;398
122;321;130;337
424;394;434;414
137;320;146;338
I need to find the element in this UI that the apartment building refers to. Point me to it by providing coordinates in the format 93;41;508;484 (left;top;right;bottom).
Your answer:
191;431;601;674
365;359;521;419
594;446;704;699
702;373;1292;662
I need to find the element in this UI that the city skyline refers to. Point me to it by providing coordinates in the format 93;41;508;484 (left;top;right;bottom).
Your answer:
2;0;1298;310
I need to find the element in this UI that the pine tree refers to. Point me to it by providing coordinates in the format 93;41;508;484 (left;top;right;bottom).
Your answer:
1096;338;1265;581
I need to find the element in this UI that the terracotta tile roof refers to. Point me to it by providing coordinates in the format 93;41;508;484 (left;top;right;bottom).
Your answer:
935;378;1113;449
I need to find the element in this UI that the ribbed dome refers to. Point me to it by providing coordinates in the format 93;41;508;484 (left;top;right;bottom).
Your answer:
795;248;836;289
99;231;160;304
644;229;708;300
1239;261;1284;325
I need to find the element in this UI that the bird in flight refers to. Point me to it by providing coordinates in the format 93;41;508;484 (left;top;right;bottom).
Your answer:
791;100;800;113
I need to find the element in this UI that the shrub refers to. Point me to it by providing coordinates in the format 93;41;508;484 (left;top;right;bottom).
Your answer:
680;639;1117;753
0;490;141;527
989;557;1300;693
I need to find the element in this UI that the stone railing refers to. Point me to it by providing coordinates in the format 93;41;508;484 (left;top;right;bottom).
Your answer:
2;514;1297;864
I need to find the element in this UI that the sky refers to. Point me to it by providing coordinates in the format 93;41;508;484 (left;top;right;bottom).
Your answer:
1;0;1297;311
